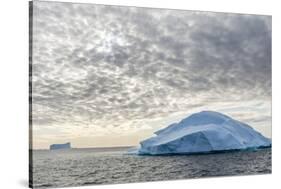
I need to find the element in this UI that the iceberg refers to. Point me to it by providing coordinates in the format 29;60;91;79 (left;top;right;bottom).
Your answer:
50;142;71;150
136;111;271;155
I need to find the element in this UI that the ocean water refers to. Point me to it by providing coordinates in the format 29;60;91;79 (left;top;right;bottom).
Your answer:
31;147;271;188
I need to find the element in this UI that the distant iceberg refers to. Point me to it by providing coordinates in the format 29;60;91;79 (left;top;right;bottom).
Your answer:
50;142;71;150
135;111;271;155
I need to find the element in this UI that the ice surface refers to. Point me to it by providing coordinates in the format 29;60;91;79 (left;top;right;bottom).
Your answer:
136;111;271;155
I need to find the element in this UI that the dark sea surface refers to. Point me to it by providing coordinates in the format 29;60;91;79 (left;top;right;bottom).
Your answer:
31;147;271;188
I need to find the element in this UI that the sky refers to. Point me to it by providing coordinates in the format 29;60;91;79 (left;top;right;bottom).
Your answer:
31;1;272;149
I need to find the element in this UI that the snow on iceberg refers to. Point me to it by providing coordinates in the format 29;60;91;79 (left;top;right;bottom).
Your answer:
136;111;271;155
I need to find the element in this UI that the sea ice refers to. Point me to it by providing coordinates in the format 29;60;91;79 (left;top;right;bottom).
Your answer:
136;111;271;155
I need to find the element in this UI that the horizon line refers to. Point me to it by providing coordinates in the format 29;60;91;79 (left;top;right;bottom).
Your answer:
31;145;137;151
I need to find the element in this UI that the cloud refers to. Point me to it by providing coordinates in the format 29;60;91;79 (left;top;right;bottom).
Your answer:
31;1;271;147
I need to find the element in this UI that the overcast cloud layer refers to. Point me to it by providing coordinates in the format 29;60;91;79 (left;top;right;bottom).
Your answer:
31;1;271;149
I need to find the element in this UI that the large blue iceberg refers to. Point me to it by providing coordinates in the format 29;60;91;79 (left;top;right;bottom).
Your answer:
136;111;271;155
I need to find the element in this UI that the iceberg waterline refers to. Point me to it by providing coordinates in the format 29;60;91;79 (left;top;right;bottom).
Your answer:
132;111;271;155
